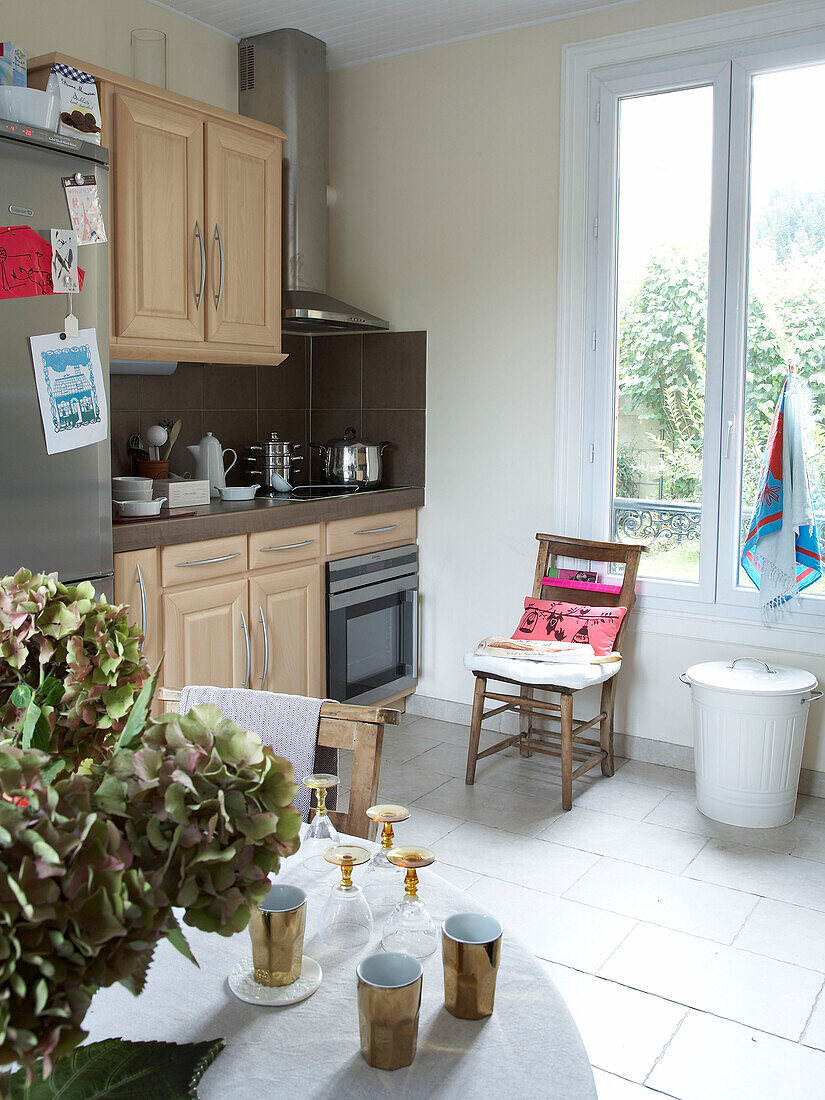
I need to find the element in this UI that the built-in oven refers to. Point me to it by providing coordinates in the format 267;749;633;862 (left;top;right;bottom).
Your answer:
327;544;418;705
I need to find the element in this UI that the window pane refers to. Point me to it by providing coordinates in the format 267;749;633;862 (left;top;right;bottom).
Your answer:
612;86;714;582
740;64;825;596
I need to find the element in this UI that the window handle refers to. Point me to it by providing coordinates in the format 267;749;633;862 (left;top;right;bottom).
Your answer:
724;416;736;459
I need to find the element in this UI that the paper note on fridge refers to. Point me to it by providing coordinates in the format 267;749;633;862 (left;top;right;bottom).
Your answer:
51;228;79;293
0;226;85;299
29;329;108;454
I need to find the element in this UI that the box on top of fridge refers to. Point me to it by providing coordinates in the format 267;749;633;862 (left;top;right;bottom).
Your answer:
0;44;26;87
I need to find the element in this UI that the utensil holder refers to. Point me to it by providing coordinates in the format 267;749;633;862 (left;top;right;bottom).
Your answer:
136;459;170;480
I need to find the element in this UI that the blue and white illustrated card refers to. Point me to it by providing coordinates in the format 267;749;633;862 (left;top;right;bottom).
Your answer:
29;328;108;454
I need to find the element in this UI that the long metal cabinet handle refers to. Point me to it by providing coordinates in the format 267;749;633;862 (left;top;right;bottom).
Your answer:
175;553;240;568
214;223;225;309
194;220;206;309
259;539;315;552
136;562;148;641
258;605;269;689
240;611;251;688
354;524;397;535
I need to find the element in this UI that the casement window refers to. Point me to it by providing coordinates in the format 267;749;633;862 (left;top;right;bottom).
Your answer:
556;13;825;634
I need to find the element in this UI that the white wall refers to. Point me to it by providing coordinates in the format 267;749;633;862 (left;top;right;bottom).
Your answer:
5;0;237;111
327;0;825;774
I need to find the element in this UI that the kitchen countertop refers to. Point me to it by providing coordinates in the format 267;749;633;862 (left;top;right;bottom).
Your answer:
112;486;425;553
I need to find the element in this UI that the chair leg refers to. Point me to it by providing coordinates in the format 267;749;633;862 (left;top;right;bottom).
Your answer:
560;692;574;811
465;675;487;785
600;677;617;777
519;686;534;757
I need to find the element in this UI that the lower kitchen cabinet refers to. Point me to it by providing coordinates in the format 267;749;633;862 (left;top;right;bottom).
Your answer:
113;548;162;672
249;565;322;698
163;578;249;690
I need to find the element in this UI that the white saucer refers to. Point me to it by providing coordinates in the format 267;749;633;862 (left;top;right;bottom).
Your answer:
228;955;322;1006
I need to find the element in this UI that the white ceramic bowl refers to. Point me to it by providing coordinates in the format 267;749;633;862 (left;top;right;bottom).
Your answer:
112;476;153;491
0;88;59;131
113;498;166;517
218;484;261;501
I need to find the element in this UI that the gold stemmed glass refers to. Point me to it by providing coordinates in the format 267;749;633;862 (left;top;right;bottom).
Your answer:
302;773;340;872
319;844;374;950
381;846;438;959
365;804;411;871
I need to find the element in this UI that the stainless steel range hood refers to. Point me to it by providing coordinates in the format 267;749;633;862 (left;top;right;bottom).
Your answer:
238;29;389;335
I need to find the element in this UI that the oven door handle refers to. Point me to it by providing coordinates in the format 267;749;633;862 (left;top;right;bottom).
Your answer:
328;574;418;611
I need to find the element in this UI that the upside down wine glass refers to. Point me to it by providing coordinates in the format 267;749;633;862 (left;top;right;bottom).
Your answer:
302;773;340;872
365;804;411;871
319;844;374;951
381;846;438;959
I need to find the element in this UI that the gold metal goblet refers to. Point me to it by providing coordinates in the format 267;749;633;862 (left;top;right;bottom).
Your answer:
366;804;411;870
381;846;438;958
302;773;341;871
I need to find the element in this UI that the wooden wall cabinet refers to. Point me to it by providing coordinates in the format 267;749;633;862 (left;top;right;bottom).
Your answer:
29;53;286;367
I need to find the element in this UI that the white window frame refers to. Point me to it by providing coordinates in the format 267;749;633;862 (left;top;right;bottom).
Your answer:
554;0;825;647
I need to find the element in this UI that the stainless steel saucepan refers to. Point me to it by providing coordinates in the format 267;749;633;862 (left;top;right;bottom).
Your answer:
311;427;391;488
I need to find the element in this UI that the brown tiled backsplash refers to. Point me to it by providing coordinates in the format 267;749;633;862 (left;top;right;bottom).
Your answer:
109;331;426;487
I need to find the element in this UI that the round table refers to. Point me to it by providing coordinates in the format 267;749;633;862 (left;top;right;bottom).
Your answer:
83;830;596;1099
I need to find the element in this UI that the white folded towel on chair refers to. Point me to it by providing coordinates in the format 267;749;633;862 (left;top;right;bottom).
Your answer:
178;686;336;822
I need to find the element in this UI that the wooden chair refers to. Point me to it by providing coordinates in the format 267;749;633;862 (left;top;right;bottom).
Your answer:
157;688;398;840
464;534;644;811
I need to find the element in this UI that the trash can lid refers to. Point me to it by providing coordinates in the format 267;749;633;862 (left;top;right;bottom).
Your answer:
684;657;818;696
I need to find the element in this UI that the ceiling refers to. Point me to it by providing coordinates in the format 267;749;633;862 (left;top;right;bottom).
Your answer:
154;0;638;68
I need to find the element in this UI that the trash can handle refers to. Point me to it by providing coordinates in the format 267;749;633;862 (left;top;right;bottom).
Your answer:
805;690;824;704
728;658;775;674
679;673;690;686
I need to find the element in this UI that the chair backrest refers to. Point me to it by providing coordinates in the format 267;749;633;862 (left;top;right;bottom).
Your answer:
531;534;645;651
156;689;398;841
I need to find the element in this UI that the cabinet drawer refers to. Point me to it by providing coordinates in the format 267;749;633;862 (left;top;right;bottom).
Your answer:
249;524;322;570
161;535;247;587
325;509;417;557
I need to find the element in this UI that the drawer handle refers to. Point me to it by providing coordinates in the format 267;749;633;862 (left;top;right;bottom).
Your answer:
354;524;397;535
175;552;241;568
136;562;148;641
259;539;316;552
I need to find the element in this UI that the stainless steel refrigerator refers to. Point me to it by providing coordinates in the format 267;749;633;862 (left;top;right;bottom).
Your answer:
0;122;112;597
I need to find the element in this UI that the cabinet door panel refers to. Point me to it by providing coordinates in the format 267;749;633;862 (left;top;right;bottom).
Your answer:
205;122;280;349
249;565;321;698
114;549;162;671
113;93;205;342
163;579;247;691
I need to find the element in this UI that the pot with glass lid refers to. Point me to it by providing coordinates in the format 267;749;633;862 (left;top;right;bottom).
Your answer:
311;427;392;488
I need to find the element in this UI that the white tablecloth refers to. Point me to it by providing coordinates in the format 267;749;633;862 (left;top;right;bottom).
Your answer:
83;831;596;1099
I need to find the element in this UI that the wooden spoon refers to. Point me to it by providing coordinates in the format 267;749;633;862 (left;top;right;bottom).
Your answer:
161;419;181;461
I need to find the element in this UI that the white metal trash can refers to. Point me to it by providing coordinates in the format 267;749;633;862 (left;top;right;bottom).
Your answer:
680;657;822;828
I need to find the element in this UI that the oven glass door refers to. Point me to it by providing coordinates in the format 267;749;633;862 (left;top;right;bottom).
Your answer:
328;576;417;704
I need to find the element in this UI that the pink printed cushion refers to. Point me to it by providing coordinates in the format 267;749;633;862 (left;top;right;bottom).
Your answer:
512;597;627;657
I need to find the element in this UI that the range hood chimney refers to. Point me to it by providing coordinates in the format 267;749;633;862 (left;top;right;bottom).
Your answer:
238;29;389;335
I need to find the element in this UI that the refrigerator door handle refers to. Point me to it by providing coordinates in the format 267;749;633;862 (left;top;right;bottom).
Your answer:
194;220;206;310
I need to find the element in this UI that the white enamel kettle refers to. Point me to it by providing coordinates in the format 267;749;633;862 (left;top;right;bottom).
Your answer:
187;432;237;498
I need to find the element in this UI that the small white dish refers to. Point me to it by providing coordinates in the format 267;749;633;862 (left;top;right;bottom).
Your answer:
112;497;166;517
218;484;261;501
0;88;59;131
112;476;153;490
228;955;322;1006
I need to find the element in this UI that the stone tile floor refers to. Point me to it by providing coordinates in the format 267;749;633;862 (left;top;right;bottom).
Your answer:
336;713;825;1099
